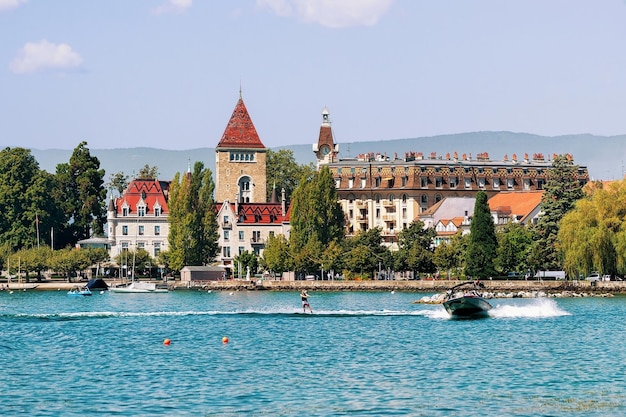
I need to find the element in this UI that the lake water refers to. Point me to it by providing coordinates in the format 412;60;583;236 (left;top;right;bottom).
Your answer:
1;289;625;416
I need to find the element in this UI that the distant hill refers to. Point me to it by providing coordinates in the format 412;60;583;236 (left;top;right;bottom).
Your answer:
30;131;625;182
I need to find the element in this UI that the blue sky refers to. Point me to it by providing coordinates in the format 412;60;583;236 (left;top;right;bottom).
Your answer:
1;0;626;150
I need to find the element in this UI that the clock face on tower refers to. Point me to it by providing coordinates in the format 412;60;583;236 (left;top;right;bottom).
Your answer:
321;145;330;155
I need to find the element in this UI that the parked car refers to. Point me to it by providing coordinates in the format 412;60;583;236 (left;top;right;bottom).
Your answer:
585;272;601;282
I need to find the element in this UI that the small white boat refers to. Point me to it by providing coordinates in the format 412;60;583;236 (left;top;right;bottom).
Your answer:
67;286;92;297
109;281;168;293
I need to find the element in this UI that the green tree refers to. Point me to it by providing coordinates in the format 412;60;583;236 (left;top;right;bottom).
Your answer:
266;149;315;203
49;248;90;282
107;171;129;195
54;142;107;247
465;191;497;278
559;179;626;278
0;147;64;251
344;228;390;279
260;234;293;277
529;154;584;271
495;222;534;275
114;248;153;278
395;220;436;278
168;162;219;271
137;164;159;179
289;166;345;256
233;251;259;279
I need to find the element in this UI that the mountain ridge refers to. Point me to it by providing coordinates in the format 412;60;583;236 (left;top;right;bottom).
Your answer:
29;131;625;182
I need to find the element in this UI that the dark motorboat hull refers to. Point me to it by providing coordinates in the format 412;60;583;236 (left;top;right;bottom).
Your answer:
443;295;492;318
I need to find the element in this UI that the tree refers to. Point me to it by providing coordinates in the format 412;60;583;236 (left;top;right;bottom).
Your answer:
529;154;584;271
260;234;293;277
266;149;315;203
49;248;90;282
559;179;626;278
137;164;159;179
395;220;436;277
465;191;497;278
107;171;129;196
233;251;259;279
0;147;64;251
495;222;534;275
344;228;391;279
54;142;107;247
289;166;345;256
114;248;153;278
167;161;219;271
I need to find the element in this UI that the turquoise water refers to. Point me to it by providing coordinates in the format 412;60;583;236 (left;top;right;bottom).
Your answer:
1;290;625;416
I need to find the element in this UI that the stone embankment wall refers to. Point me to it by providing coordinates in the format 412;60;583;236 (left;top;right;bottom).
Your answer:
180;279;626;293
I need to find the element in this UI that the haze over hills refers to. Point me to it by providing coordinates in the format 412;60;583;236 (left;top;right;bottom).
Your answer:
29;132;625;184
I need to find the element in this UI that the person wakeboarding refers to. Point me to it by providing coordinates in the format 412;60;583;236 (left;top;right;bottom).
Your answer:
301;289;313;313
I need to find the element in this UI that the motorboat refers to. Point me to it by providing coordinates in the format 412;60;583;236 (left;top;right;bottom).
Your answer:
442;281;492;318
67;286;92;297
109;281;168;293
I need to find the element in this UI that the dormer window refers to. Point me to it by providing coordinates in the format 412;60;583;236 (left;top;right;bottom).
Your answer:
137;206;146;217
154;207;161;217
122;207;129;216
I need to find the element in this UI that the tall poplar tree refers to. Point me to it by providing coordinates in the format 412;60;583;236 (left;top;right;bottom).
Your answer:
465;190;497;278
167;161;219;271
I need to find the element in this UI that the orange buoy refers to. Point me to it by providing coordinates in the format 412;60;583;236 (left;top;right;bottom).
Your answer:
222;336;229;344
163;338;171;346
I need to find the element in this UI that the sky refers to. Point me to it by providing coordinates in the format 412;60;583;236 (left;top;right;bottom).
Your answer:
1;0;626;151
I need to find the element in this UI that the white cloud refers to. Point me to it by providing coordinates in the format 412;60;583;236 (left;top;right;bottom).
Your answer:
152;0;192;15
9;40;83;75
0;0;27;12
257;0;393;28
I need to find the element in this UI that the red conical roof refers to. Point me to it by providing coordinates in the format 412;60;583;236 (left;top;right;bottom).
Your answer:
217;97;265;149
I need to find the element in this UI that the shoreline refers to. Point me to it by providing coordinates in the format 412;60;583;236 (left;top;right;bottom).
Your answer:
4;278;625;295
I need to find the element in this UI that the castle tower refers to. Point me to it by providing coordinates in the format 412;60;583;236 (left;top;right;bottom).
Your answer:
313;106;339;169
215;93;267;203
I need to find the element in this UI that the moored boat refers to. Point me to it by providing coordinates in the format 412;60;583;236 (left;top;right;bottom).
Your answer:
443;281;492;318
109;281;168;293
67;286;92;297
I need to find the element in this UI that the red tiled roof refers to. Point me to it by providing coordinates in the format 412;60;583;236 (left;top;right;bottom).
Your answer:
488;191;543;219
215;202;290;224
116;179;169;215
216;97;265;149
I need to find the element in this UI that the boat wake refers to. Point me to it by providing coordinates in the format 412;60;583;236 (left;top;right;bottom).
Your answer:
0;299;569;322
488;298;570;318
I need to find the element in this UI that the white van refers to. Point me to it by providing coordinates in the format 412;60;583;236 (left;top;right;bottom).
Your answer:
534;270;566;280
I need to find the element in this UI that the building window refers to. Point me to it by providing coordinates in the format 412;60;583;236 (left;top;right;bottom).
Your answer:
420;177;428;188
137;206;146;217
507;179;515;189
269;231;275;238
238;231;244;241
435;177;443;188
537;179;544;190
402;194;407;203
361;178;366;188
122;226;128;236
402;207;407;219
450;177;458;188
239;246;245;255
421;195;428;204
137;242;145;249
122;207;128;216
154;207;161;217
154;225;160;236
477;178;485;188
465;178;472;189
336;179;341;188
138;225;144;235
121;242;129;250
223;246;231;257
348;178;354;188
224;230;230;241
435;194;442;203
154;242;161;257
376;208;380;218
523;179;531;191
375;178;381;187
223;215;229;224
493;178;500;189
